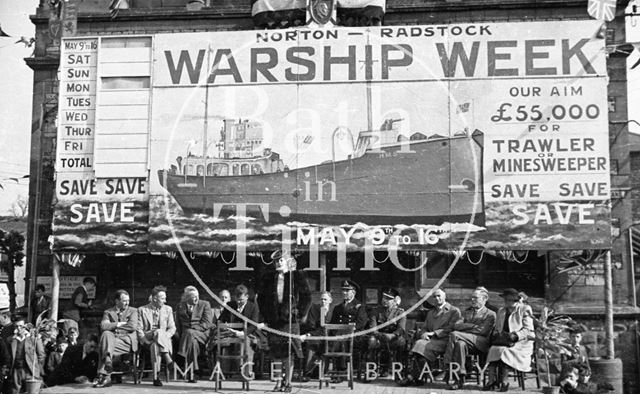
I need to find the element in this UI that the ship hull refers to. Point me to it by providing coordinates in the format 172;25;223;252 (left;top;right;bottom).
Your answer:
158;134;485;225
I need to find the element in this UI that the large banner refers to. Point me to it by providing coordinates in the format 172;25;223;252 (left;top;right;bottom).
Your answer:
51;20;611;252
148;20;611;252
52;37;149;252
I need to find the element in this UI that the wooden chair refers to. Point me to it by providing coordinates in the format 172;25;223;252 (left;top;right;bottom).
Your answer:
111;350;139;384
319;323;355;390
212;322;250;391
515;341;541;390
136;346;170;384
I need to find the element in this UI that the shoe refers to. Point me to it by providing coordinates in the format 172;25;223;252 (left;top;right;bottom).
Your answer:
498;382;510;392
188;378;198;383
153;379;163;387
433;370;446;381
299;375;310;382
104;358;113;374
93;376;112;388
483;381;499;391
282;383;292;392
446;379;465;390
397;377;413;387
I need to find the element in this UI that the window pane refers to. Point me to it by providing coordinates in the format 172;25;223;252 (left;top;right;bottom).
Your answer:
101;77;150;90
101;37;151;48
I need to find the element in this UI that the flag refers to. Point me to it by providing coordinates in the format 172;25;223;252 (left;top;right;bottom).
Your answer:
587;0;616;22
456;102;470;114
632;43;640;69
0;23;10;37
252;0;306;28
337;0;386;25
109;0;129;19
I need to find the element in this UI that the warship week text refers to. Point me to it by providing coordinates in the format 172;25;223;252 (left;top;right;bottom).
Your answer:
161;37;596;84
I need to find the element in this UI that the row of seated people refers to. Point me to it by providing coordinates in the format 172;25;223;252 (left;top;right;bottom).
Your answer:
87;282;537;392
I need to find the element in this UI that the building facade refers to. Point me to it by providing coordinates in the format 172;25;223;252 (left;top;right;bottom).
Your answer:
25;0;639;391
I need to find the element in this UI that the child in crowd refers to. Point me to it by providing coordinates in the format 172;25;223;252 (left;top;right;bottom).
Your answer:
67;326;79;346
46;336;69;376
560;363;614;394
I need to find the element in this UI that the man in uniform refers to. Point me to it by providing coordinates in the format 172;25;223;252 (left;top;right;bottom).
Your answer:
400;288;461;386
329;280;367;381
175;286;213;383
137;285;176;387
330;280;367;329
443;286;496;390
365;288;406;376
93;290;138;388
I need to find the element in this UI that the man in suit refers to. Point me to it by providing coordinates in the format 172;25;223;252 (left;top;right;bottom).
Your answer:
212;290;231;322
137;285;176;387
300;291;333;379
176;285;213;383
217;284;261;377
46;334;99;387
443;286;496;390
93;289;138;388
365;288;406;376
400;288;461;386
8;317;45;394
30;284;51;324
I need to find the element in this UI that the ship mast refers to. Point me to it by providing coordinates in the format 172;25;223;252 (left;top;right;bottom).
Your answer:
202;46;211;186
365;34;372;132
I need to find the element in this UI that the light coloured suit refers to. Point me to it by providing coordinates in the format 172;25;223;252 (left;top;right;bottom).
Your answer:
487;303;534;372
137;303;176;372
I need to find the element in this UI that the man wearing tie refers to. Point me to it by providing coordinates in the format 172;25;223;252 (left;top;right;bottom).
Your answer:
443;286;496;390
93;290;138;388
175;286;213;383
218;285;261;376
365;288;406;376
137;285;176;387
399;288;461;386
300;291;333;380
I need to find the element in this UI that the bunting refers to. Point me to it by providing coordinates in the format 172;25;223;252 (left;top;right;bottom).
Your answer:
252;0;386;28
252;0;307;29
337;0;385;26
587;0;616;21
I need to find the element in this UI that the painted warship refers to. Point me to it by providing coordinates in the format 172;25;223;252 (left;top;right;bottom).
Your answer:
158;116;485;225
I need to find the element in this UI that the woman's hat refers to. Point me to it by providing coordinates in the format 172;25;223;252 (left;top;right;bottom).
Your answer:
499;288;520;298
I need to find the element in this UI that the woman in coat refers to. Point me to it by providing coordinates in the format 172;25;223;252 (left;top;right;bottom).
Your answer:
484;288;534;392
257;250;311;392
